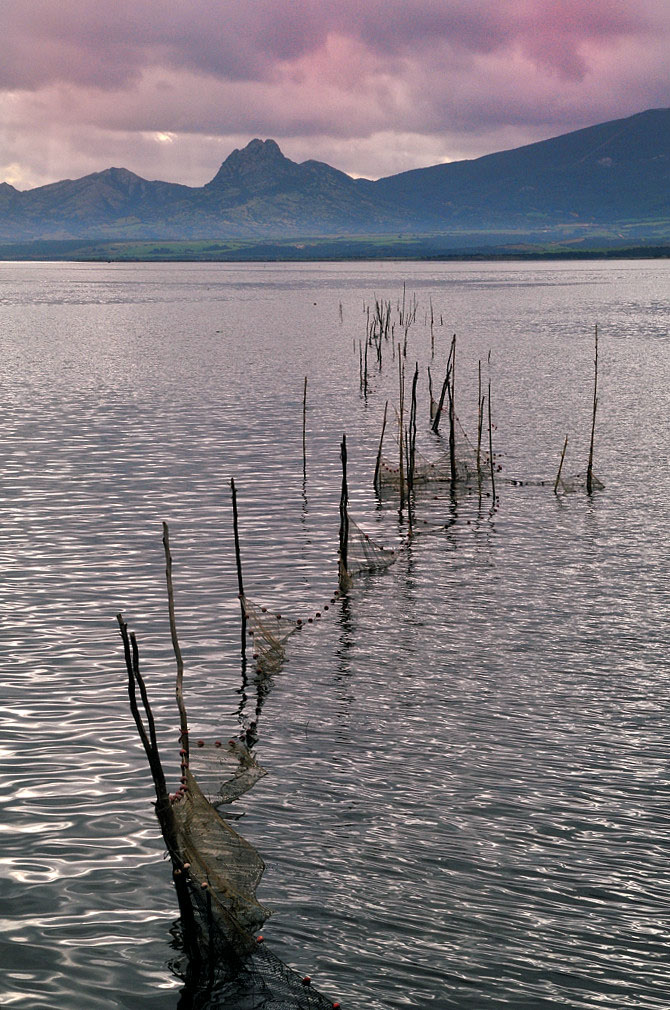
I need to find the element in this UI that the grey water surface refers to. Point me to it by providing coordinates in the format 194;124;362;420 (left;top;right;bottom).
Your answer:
2;259;670;1009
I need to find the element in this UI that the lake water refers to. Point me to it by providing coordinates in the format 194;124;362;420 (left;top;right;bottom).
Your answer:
2;258;670;1009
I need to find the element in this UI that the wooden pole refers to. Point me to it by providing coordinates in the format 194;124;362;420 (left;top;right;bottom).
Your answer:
431;336;455;433
364;335;369;396
229;479;246;661
398;347;406;510
339;434;349;587
117;613;203;966
428;366;436;421
373;400;389;489
487;383;496;505
302;375;307;476
447;333;456;483
162;522;189;765
476;360;483;482
586;323;598;494
554;434;569;494
407;363;419;513
117;613;168;798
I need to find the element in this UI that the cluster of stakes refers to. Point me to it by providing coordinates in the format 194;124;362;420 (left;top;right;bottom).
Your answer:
119;285;602;1010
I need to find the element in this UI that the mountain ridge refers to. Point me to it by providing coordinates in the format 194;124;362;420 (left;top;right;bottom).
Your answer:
1;108;669;246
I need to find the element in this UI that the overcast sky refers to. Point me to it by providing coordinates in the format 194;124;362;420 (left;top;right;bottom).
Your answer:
2;0;669;189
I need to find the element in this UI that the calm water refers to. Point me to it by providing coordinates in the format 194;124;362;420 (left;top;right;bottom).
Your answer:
2;259;670;1009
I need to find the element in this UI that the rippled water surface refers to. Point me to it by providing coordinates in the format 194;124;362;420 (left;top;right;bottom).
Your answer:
2;259;670;1009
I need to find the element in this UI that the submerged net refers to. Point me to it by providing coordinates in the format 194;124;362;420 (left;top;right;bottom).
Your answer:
177;933;341;1009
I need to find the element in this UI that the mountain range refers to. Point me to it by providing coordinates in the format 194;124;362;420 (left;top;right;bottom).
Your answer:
1;108;669;251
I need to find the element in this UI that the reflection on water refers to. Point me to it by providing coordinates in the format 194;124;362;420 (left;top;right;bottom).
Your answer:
1;260;670;1008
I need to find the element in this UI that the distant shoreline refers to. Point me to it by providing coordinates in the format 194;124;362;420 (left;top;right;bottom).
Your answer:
1;237;669;264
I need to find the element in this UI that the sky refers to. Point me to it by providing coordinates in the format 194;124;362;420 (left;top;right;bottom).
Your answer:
2;0;669;190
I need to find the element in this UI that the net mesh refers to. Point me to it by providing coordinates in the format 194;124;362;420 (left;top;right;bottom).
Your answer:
555;472;605;493
345;516;398;577
177;935;341;1009
172;770;271;950
187;738;267;806
242;597;300;674
380;415;489;487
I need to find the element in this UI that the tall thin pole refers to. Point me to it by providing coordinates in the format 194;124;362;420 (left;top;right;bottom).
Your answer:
431;336;455;434
407;363;418;535
302;375;308;477
398;347;405;510
363;337;369;396
487;383;496;505
554;434;569;494
476;360;483;482
339;435;349;587
447;334;456;483
230;479;246;660
373;400;389;489
586;323;598;494
117;613;202;966
162;521;189;765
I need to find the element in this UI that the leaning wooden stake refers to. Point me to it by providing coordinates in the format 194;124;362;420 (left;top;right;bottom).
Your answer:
339;434;350;589
373;400;389;489
118;613;168;799
554;434;569;494
229;479;246;660
586;323;599;495
431;336;455;434
117;613;201;964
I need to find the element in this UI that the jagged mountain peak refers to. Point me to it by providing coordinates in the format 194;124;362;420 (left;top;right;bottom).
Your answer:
206;138;291;189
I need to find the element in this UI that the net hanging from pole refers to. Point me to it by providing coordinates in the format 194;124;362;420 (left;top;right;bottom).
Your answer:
186;737;268;807
344;516;399;578
554;471;605;494
120;516;346;1007
379;413;489;487
241;596;301;674
171;770;271;954
180;932;342;1009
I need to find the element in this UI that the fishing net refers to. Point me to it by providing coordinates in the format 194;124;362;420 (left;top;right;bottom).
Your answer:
187;738;267;806
171;770;271;954
169;744;341;1007
379;415;489;488
555;472;605;493
242;596;300;674
343;516;398;579
177;934;341;1009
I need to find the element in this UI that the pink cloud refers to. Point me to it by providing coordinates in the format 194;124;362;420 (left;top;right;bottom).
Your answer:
1;0;668;186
